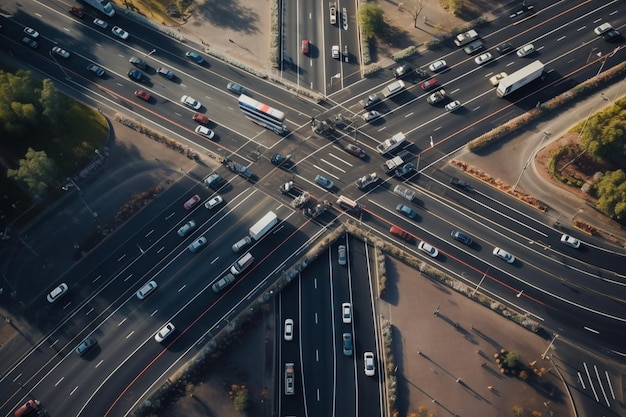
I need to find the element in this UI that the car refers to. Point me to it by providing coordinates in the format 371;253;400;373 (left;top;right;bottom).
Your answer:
489;72;508;86
360;94;381;109
344;144;366;159
330;4;337;24
204;195;223;209
445;100;462;112
93;18;108;28
51;46;70;58
195;125;215;139
284;319;294;341
463;40;483;55
496;42;513;54
390;225;412;242
516;44;535;57
75;337;97;356
183;194;201;210
594;22;613;36
134;89;151;101
342;333;353;356
188;236;208;253
474;52;493;65
395;162;414;177
181;95;201;110
493;247;515;263
418;241;439;257
156;67;175;80
396;204;416;219
212;274;236;293
560;234;581;249
87;64;105;77
420;78;439;91
21;37;38;49
129;56;147;69
186;51;204;64
155;322;175;342
227;82;246;95
127;68;143;82
428;60;447;72
192;113;210;124
204;173;224;190
232;236;252;253
270;153;294;169
69;6;85;17
338;245;347;265
451;230;472;245
331;45;340;59
364;352;375;376
393;63;413;79
47;283;68;303
342;302;352;323
136;280;157;299
315;175;334;190
24;27;39;38
362;110;381;122
301;39;310;55
343;44;349;61
603;29;621;42
111;26;129;40
177;220;196;237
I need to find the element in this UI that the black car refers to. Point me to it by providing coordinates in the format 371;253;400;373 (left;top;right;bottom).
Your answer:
395;163;415;177
451;230;473;246
271;153;294;169
129;56;147;69
603;29;621;42
495;42;513;55
204;173;225;190
21;36;38;49
128;68;144;82
393;64;413;79
360;94;381;109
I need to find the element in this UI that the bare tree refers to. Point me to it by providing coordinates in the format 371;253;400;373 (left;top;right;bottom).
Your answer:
399;0;424;28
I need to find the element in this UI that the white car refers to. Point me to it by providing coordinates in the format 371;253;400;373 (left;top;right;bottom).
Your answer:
284;319;294;341
331;45;340;59
364;352;376;376
445;100;462;112
177;220;196;237
111;26;129;40
195;125;215;139
181;95;201;110
362;110;381;122
418;241;439;257
428;60;447;72
24;27;39;38
93;18;108;28
493;247;515;263
516;43;534;57
342;302;352;324
560;234;581;249
188;236;208;253
204;195;223;209
594;22;613;35
489;72;508;86
474;52;493;65
51;46;70;59
47;283;68;303
136;280;157;299
154;322;175;342
338;245;347;266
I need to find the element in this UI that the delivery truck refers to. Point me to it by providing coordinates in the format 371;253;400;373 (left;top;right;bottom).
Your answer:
376;132;406;154
249;211;278;241
496;60;544;97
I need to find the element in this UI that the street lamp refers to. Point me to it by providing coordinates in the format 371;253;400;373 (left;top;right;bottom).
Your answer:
541;333;558;359
62;178;98;218
48;50;72;81
330;73;341;88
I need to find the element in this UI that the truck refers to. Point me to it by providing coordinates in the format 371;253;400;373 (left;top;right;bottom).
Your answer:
212;273;235;293
382;151;412;174
454;29;479;46
426;89;446;104
285;363;295;395
496;60;544;97
376;132;406;154
382;80;406;98
355;172;379;190
291;191;311;208
329;2;337;25
303;201;331;218
79;0;115;16
249;211;278;241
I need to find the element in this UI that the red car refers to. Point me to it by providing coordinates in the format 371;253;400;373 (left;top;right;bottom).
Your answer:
69;7;84;18
344;144;366;159
420;79;439;91
134;90;151;101
183;194;201;210
192;113;210;124
389;225;413;242
301;39;310;55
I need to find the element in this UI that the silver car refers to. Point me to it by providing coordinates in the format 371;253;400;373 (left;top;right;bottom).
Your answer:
177;220;196;237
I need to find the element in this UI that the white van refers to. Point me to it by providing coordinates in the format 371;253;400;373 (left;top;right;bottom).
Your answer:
230;252;254;275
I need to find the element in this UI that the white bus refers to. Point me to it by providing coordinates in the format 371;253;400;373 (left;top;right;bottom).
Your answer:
238;95;288;135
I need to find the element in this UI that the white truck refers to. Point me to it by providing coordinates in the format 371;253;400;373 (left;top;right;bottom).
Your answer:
426;89;446;104
329;2;337;25
249;211;278;241
454;29;479;46
355;173;378;190
496;60;544;97
382;151;412;174
79;0;115;16
382;80;406;98
376;132;406;154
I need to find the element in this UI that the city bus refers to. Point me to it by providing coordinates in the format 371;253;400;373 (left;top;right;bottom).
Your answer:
238;95;288;135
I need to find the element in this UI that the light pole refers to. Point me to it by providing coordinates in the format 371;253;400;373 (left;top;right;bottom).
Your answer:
48;50;71;81
62;178;98;218
541;333;558;359
512;131;550;192
330;73;340;88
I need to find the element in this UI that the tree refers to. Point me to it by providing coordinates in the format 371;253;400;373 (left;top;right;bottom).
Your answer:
400;0;424;28
359;3;386;40
40;79;70;129
595;169;626;220
504;351;520;368
0;69;42;137
580;105;626;162
7;147;59;197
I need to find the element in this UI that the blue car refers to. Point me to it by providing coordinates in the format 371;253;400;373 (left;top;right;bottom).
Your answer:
396;204;416;219
315;175;334;190
127;68;143;82
186;51;204;64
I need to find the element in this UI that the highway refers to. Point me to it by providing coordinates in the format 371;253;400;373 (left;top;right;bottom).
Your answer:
1;0;625;416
